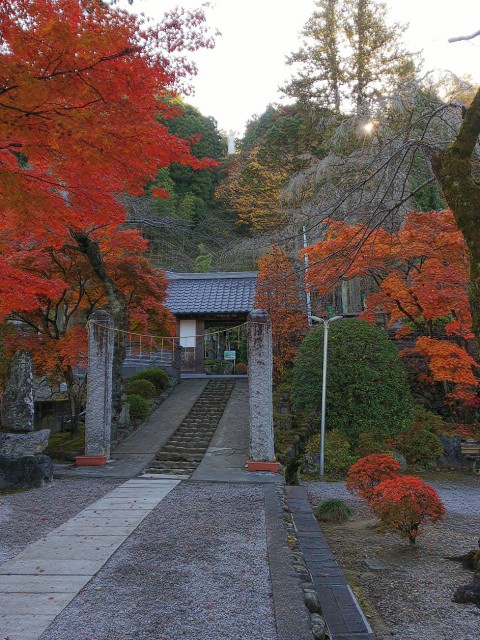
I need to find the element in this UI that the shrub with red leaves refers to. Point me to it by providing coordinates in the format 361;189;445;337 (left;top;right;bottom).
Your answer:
346;454;401;503
371;476;445;544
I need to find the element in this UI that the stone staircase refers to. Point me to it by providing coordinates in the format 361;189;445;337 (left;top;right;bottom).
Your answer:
144;380;235;477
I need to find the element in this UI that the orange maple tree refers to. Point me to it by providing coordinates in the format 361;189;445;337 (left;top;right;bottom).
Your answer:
303;210;478;402
254;248;307;381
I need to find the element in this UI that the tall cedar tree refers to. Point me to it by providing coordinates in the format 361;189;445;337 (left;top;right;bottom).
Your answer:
304;210;478;402
254;248;307;381
0;0;215;419
284;0;415;113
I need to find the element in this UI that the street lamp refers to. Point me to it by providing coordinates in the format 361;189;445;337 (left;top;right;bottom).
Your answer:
309;315;343;477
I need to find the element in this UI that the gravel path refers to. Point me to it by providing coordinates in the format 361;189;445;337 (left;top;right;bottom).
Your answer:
39;481;277;640
0;478;122;563
306;475;480;640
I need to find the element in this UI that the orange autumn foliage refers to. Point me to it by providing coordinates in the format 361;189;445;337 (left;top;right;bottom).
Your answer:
254;248;307;381
304;210;478;401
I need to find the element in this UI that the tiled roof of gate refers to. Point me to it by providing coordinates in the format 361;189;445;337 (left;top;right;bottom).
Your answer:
165;271;258;315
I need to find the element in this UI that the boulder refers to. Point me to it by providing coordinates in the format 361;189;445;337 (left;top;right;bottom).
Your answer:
0;454;54;489
0;430;50;456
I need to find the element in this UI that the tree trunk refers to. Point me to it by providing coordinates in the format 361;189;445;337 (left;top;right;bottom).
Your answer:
69;230;127;437
64;365;82;435
432;87;480;347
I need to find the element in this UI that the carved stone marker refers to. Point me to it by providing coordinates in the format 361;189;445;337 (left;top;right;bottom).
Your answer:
0;349;53;488
247;310;275;463
78;310;114;465
1;349;35;432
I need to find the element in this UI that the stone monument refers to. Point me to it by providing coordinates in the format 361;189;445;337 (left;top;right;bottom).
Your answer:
76;310;114;465
0;349;53;489
247;310;277;471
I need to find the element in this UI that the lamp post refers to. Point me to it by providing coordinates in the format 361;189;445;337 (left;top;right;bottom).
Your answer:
309;315;343;478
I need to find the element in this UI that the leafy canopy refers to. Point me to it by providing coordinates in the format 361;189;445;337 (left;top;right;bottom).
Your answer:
292;319;414;445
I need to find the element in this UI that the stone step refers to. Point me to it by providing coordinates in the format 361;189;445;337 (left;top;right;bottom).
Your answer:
149;460;200;469
155;452;203;462
168;439;210;447
160;445;206;455
145;467;197;475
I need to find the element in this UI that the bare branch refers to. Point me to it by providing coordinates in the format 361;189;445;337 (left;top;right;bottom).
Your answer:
448;29;480;43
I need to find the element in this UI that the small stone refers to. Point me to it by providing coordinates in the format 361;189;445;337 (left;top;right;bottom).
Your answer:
311;619;327;640
364;558;391;572
304;591;319;613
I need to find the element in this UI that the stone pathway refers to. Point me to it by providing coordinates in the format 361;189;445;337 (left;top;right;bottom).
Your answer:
145;379;235;476
0;477;179;640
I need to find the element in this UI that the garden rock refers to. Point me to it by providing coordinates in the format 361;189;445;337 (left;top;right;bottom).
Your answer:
0;430;50;456
0;454;53;489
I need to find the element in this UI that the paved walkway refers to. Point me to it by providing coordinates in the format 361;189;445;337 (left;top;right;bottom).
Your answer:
0;380;310;640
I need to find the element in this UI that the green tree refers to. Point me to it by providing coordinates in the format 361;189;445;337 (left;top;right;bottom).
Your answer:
291;319;414;446
284;0;416;114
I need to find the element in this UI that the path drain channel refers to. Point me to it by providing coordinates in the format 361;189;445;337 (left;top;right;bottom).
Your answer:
145;380;235;476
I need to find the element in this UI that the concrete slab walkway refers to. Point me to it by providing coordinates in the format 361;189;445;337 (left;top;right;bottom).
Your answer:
0;380;314;640
0;477;180;640
55;379;207;479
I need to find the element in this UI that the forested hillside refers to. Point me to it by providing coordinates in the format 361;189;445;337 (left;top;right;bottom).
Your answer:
140;0;476;279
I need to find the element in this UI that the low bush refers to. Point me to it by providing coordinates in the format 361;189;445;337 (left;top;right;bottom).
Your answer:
314;499;353;523
124;379;156;399
355;432;389;457
304;429;357;477
394;406;444;465
236;362;248;375
127;394;150;420
128;367;170;392
371;475;445;544
346;454;401;503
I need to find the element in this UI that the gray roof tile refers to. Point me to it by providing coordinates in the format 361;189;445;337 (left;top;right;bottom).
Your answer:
165;272;258;315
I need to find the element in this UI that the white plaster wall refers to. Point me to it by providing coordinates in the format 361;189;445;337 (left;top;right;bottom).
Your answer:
179;319;197;348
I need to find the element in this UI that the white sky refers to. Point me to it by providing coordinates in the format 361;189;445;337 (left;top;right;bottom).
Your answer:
130;0;480;134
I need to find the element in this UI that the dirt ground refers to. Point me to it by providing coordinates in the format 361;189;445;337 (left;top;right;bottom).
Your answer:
306;473;480;640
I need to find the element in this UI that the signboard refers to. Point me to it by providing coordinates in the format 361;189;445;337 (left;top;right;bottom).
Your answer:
224;350;236;361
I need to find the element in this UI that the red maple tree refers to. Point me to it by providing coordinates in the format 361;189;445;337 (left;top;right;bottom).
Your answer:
0;0;216;420
304;210;478;402
254;248;307;381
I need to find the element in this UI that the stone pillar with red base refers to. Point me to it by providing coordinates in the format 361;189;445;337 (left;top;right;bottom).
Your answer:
76;310;114;466
247;309;279;472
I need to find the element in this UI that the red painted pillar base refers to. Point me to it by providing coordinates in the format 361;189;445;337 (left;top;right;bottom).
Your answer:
75;455;108;466
246;461;280;472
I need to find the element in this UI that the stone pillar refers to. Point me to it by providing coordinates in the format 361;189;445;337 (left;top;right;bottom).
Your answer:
81;310;114;464
247;310;275;462
1;350;35;433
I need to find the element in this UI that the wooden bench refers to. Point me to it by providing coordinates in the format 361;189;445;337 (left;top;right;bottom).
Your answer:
460;440;480;474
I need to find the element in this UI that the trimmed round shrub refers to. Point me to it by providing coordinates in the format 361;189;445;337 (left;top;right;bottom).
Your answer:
127;394;150;421
292;319;414;446
124;379;156;399
394;405;444;465
314;499;352;523
346;454;401;503
303;429;357;476
371;475;445;544
128;367;170;392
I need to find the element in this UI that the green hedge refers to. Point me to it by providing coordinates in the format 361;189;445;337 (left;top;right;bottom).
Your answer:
127;394;150;420
128;367;170;392
292;319;413;446
124;379;156;399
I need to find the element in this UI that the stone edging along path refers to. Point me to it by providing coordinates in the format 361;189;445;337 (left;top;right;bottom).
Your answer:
285;485;377;640
0;477;180;640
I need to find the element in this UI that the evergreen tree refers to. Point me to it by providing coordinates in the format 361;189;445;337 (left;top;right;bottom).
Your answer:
284;0;416;114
